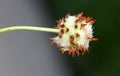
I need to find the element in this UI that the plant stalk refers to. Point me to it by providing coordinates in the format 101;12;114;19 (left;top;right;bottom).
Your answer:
0;26;60;33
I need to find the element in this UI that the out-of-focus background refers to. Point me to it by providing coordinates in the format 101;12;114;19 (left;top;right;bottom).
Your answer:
48;0;120;76
0;0;120;76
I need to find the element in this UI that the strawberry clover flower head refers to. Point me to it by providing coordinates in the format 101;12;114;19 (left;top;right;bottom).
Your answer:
51;12;98;57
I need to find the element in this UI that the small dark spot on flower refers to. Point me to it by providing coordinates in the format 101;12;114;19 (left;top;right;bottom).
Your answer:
65;13;70;18
62;18;66;22
70;40;75;45
76;33;80;38
60;24;65;28
66;28;69;32
75;25;78;29
59;35;62;38
70;35;74;40
56;19;62;23
60;29;64;34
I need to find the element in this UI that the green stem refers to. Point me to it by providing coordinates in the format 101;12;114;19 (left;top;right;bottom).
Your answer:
0;26;60;33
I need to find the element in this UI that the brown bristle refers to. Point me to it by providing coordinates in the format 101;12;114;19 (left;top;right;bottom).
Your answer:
81;24;87;27
72;51;75;57
90;20;96;24
75;19;79;23
86;17;92;22
87;37;98;41
91;38;98;41
85;48;89;53
57;44;61;49
79;46;83;51
56;19;62;24
78;17;86;21
66;28;69;32
75;44;79;51
82;52;84;55
62;18;66;22
70;40;75;45
68;47;72;55
76;33;80;38
61;50;65;54
76;51;80;56
60;29;64;34
80;24;87;29
65;13;70;18
76;12;83;18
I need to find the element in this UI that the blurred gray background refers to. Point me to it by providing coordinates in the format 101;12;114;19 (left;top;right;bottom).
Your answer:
0;0;73;76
